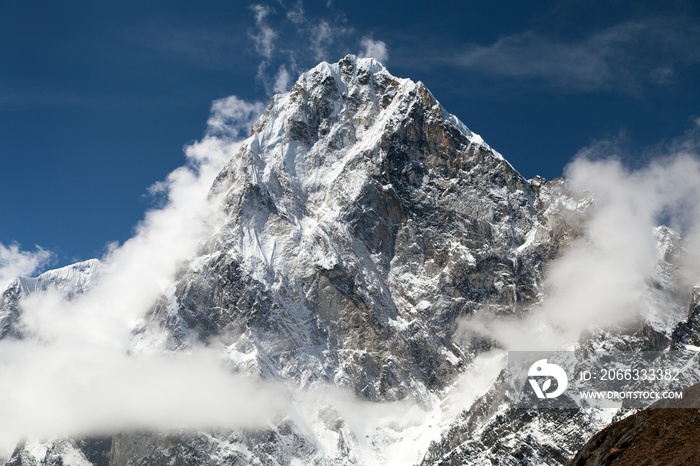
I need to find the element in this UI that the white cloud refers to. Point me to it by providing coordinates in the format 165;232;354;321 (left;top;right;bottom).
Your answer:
0;95;273;458
286;0;305;24
0;244;51;291
452;18;700;92
0;343;288;452
249;4;277;59
273;65;292;93
310;21;334;60
247;1;356;95
207;95;266;138
359;36;389;63
460;127;700;351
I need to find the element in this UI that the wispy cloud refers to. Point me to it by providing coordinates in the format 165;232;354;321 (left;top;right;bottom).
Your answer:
246;1;357;95
285;0;305;25
0;244;51;291
310;20;335;60
272;65;292;94
359;36;389;63
249;3;285;93
450;17;700;93
249;4;277;59
0;88;89;109
206;95;266;138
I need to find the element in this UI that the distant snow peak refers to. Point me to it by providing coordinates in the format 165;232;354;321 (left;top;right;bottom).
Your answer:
15;259;101;298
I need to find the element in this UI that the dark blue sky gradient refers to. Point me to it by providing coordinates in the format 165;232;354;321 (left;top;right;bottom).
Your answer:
1;0;699;266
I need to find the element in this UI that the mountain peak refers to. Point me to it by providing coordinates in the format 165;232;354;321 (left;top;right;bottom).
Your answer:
265;55;485;148
306;54;389;83
142;61;548;466
215;56;532;245
242;56;502;188
14;258;101;297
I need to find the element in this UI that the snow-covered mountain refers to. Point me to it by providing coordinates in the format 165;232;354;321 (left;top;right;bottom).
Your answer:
1;259;101;340
3;56;699;465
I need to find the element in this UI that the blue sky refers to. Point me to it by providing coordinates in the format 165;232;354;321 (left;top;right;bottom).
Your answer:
2;0;700;267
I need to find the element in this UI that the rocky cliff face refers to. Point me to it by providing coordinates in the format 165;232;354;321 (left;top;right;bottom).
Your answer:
153;55;542;399
2;56;699;466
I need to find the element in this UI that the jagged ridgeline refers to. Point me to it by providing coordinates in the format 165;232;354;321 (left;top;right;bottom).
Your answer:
3;56;699;465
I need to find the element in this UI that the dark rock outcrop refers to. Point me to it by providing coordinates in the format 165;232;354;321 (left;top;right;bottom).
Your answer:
568;384;700;466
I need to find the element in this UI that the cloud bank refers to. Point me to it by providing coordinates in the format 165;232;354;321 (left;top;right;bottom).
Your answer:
0;96;285;458
461;120;700;350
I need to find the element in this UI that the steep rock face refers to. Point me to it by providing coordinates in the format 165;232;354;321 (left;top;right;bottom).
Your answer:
671;286;700;349
152;55;544;402
418;225;696;466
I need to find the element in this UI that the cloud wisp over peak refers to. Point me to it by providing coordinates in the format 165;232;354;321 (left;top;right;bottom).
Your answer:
249;4;277;60
359;36;389;64
0;244;52;292
246;1;392;95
